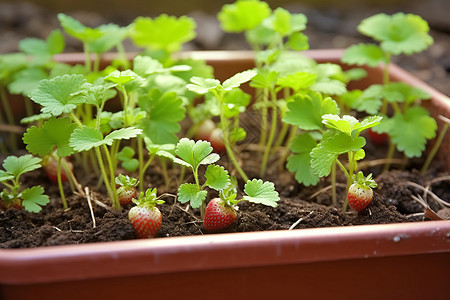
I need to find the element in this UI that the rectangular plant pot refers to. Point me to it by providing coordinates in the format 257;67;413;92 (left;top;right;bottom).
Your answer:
0;50;449;300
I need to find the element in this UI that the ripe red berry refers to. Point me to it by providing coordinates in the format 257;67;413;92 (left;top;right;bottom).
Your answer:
128;188;164;239
128;205;162;238
203;198;237;231
347;172;377;212
368;128;388;145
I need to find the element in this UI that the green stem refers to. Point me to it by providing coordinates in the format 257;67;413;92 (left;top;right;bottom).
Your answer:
215;91;249;182
258;88;269;153
120;86;129;127
102;144;120;210
160;158;170;188
384;140;396;171
140;153;156;191
277;125;297;171
116;42;130;70
83;42;91;73
380;53;391;115
421;120;449;175
57;157;68;209
93;53;100;74
272;122;289;156
70;112;83;127
94;147;115;209
331;161;337;207
0;86;17;152
260;90;278;177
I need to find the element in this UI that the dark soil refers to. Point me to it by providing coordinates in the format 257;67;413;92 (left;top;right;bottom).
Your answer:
1;139;449;248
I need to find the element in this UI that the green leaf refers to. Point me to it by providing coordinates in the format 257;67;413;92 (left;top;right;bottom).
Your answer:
19;29;65;64
283;91;339;131
2;155;42;179
88;23;129;54
390;107;437;157
21;186;50;213
310;79;346;96
20;113;52;124
276;72;316;92
8;68;48;96
342;44;387;67
131;15;196;53
173;138;219;170
286;133;320;186
249;67;279;90
177;183;207;208
0;170;14;182
105;70;137;86
222;69;257;91
69;126;104;152
242;179;279;207
358;13;433;55
229;127;247;143
267;8;307;37
218;0;271;33
187;77;221;94
139;90;186;145
30;74;86;116
287;32;309;51
223;88;251;118
322;114;382;137
204;165;230;191
105;127;142;142
310;144;339;177
58;13;103;42
117;146;139;172
23;117;77;157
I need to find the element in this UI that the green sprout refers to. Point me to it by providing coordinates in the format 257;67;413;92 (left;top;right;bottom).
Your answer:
186;70;257;181
0;155;49;212
342;13;437;169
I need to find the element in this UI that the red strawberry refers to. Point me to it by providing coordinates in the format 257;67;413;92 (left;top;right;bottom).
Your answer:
44;157;73;183
128;188;164;238
194;119;216;141
368;128;388;145
208;128;226;153
347;172;377;212
203;198;237;231
115;174;139;206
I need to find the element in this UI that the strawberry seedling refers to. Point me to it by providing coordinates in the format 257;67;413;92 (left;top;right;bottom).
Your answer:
204;178;279;231
128;188;165;238
0;155;49;212
341;13;437;169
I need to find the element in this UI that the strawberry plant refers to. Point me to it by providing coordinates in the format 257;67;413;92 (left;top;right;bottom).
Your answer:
171;138;226;218
186;70;257;181
310;114;382;208
204;178;279;231
341;13;437;169
0;155;49;212
128;188;165;238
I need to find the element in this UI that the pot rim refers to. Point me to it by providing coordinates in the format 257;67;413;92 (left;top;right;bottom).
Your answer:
0;220;449;285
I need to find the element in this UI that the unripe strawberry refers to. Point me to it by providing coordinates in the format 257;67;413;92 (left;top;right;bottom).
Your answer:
117;187;138;205
204;198;237;231
128;188;164;239
209;128;226;153
194;119;216;141
347;172;377;212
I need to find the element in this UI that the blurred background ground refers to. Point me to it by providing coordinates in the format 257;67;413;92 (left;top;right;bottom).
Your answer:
0;0;448;95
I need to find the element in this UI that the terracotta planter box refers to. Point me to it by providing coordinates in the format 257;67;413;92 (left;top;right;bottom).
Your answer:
0;50;449;300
